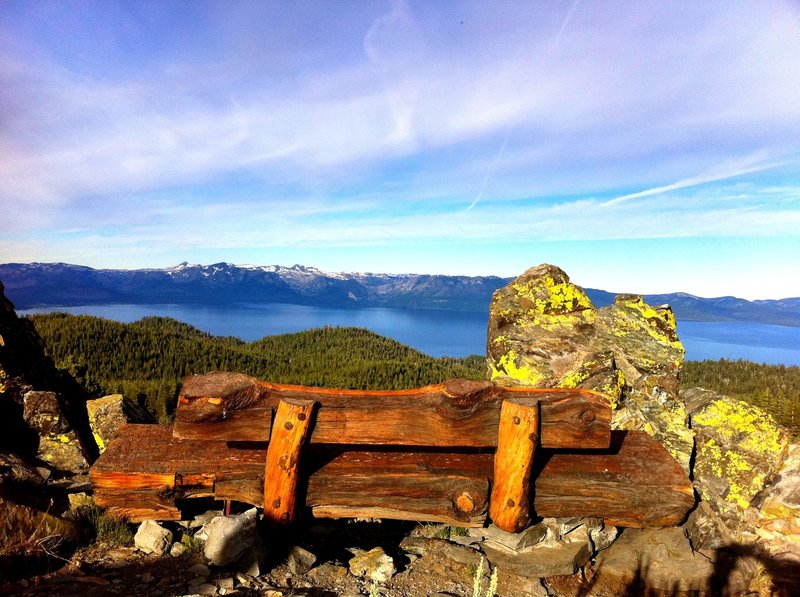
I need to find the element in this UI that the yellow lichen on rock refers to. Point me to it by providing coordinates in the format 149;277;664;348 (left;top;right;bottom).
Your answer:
692;399;785;455
692;396;789;514
489;349;543;385
510;268;593;316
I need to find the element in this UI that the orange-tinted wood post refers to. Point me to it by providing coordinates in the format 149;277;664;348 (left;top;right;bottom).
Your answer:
263;398;316;526
490;398;540;533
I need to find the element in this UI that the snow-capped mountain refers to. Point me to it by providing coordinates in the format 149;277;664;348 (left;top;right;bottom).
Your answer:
1;262;798;326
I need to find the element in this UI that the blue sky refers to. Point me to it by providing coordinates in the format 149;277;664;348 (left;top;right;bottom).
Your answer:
1;1;799;299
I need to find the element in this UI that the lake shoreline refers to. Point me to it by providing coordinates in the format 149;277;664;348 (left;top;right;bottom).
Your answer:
18;303;800;367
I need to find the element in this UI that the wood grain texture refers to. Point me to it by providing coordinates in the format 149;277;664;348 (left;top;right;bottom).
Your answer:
175;373;610;449
90;426;692;528
305;449;490;527
534;430;696;527
490;399;540;533
262;399;316;526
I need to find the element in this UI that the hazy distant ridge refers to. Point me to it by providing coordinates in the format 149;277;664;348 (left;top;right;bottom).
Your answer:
1;262;798;327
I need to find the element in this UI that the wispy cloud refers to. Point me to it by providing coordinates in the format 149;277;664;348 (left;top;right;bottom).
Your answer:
1;1;799;296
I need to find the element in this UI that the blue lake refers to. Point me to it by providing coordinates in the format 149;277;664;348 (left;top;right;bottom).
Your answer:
18;303;800;366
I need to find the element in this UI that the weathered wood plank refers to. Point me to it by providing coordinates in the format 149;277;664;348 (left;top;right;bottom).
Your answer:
174;373;610;449
263;399;316;526
305;449;490;527
89;426;692;528
534;430;696;527
490;399;539;532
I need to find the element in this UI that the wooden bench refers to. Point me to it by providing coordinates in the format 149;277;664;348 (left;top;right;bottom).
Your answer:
90;373;694;531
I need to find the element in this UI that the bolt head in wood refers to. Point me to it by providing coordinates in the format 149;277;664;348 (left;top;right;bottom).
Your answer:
512;416;521;425
298;412;307;421
284;421;294;430
506;498;515;508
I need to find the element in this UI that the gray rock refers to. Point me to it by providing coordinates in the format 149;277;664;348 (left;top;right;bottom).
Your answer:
588;520;618;551
474;522;548;551
287;545;317;575
215;577;234;590
348;546;396;582
203;507;258;566
188;564;211;577
400;536;483;567
192;510;224;529
591;528;735;593
134;520;173;556
482;537;592;577
756;442;800;557
170;541;189;557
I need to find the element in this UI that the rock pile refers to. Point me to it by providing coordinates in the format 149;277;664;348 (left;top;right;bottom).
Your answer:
487;264;799;593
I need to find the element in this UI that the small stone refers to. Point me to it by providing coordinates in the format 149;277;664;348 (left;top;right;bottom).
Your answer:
195;583;218;595
308;562;349;581
287;545;317;575
216;577;234;590
348;546;395;582
478;523;548;551
134;520;173;556
204;508;258;566
234;573;254;587
171;541;189;557
67;492;93;509
188;564;211;577
192;510;224;529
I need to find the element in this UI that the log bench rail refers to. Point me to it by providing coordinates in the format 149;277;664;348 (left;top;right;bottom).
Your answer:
90;373;694;532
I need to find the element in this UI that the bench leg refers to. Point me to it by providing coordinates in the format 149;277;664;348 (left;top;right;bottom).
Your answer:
263;398;316;525
490;398;540;533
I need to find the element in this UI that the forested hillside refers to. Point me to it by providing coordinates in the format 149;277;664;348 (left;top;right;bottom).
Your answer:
27;313;800;438
28;313;484;422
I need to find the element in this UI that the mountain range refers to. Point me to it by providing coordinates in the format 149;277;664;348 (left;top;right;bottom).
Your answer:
1;262;798;327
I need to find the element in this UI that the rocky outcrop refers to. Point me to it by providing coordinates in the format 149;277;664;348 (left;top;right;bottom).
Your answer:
0;281;97;466
0;281;99;558
486;265;798;593
487;264;692;471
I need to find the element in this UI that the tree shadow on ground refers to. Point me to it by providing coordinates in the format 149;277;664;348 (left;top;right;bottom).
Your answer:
570;540;800;596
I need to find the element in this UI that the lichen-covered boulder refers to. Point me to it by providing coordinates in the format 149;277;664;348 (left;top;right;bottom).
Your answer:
755;443;800;556
23;390;89;471
87;394;154;454
691;394;788;514
487;264;692;472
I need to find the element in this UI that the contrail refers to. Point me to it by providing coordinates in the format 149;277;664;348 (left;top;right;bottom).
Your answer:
467;1;579;212
553;0;580;50
466;132;510;212
601;157;784;207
